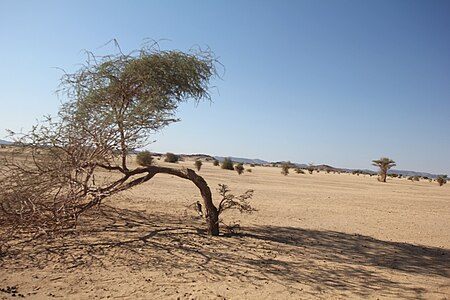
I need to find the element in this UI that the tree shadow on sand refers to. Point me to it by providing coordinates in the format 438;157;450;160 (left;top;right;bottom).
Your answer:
1;205;449;299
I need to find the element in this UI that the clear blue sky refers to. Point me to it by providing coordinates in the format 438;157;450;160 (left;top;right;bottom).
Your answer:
1;0;449;174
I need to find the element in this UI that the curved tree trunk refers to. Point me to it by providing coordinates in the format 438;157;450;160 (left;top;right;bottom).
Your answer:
84;166;220;236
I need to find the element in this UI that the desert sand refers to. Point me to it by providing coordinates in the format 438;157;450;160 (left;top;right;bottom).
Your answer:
1;158;449;299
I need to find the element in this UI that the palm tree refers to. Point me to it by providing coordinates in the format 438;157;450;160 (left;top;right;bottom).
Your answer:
372;157;396;183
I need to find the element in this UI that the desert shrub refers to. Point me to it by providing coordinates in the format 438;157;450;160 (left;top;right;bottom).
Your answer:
436;175;447;186
250;163;256;167
246;168;252;173
326;169;331;174
295;168;304;174
217;184;255;215
235;163;244;175
407;176;414;181
194;160;202;171
281;162;290;176
213;159;220;166
221;157;234;170
136;150;153;167
413;176;420;181
164;152;179;163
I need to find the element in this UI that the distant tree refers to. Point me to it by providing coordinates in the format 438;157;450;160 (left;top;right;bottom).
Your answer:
221;157;234;170
281;162;290;176
436;175;447;186
213;159;220;166
372;157;396;183
194;160;203;171
235;163;244;175
164;152;179;163
136;150;153;167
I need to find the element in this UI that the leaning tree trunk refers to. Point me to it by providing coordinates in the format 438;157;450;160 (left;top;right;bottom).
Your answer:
89;166;221;235
183;168;219;235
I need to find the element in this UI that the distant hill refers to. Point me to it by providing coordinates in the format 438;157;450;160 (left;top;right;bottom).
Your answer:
0;139;13;145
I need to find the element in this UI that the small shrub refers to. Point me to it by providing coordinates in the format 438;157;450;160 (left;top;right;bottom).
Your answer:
194;160;202;171
235;163;244;175
281;162;290;176
246;168;252;173
437;175;447;186
213;159;220;166
250;163;256;167
136;150;153;167
164;152;179;163
221;157;234;170
413;176;420;181
295;168;304;174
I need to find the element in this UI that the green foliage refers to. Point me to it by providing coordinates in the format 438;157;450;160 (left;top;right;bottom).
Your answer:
221;157;234;170
164;152;179;163
194;160;203;171
136;150;153;166
235;163;244;175
59;42;218;156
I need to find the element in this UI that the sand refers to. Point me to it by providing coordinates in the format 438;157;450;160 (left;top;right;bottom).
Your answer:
1;159;449;299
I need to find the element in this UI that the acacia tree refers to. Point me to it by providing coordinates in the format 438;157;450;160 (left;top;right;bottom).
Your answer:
372;157;396;182
0;42;246;236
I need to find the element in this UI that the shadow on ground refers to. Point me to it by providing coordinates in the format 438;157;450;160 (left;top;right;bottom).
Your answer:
1;205;449;299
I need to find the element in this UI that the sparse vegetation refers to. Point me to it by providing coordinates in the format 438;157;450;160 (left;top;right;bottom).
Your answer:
235;163;244;175
246;168;252;173
281;161;290;176
194;160;203;171
436;175;447;186
295;168;305;174
221;157;234;170
217;184;255;215
164;152;179;163
136;150;154;166
213;159;220;166
372;157;396;183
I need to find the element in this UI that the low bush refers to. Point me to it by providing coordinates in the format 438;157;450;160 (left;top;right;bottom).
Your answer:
194;160;202;171
235;163;244;175
221;157;234;170
136;150;153;167
164;152;179;163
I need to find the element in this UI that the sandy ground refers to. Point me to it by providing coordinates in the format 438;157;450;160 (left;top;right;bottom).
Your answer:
1;158;449;299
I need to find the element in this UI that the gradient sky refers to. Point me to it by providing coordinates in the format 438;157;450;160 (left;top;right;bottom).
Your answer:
1;0;449;174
